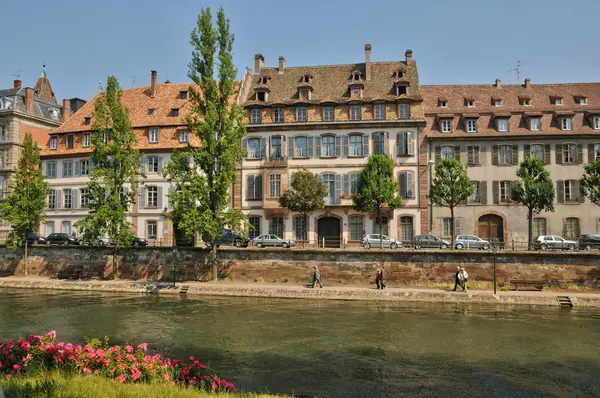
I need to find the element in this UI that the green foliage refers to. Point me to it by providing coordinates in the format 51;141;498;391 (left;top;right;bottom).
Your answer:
74;76;143;249
279;170;327;217
581;159;600;206
163;8;246;275
0;133;48;249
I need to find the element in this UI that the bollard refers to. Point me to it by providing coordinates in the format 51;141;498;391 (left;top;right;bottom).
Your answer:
512;239;515;251
322;237;325;248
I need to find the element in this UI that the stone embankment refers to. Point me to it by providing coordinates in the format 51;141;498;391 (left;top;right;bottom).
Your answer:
1;277;600;307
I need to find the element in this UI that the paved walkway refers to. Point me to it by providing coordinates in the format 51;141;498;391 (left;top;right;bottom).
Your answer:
1;276;600;307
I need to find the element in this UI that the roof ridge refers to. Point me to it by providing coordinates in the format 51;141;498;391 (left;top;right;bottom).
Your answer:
261;60;408;70
422;82;600;88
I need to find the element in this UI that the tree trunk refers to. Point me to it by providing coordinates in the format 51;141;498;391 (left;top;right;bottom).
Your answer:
113;244;118;280
303;213;308;249
450;206;455;249
211;243;218;282
378;208;383;249
24;239;28;277
528;208;533;251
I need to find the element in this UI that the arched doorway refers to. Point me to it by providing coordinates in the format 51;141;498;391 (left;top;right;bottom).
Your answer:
317;217;341;248
478;214;504;244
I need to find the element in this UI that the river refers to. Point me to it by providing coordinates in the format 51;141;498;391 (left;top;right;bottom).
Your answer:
0;289;599;397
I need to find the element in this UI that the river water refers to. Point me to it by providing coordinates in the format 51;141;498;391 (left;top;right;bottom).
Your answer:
0;289;599;397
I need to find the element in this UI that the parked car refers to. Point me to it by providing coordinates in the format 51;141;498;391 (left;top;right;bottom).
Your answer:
217;229;250;247
77;234;109;247
132;236;148;247
26;231;46;245
46;233;78;246
251;234;294;248
361;234;402;249
579;234;600;250
414;234;450;249
534;235;578;251
454;235;490;250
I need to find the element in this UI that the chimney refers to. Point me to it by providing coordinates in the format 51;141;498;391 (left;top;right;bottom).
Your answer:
278;56;286;74
365;44;372;81
150;70;157;97
405;49;413;64
62;99;71;122
13;80;22;89
524;78;531;88
24;88;34;112
254;54;264;75
495;78;502;88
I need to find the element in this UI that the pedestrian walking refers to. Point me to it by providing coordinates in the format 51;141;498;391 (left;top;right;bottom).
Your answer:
380;266;386;289
452;266;460;291
458;267;469;292
375;269;381;289
311;266;323;288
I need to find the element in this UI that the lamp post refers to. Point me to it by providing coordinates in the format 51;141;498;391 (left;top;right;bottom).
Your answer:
492;242;497;295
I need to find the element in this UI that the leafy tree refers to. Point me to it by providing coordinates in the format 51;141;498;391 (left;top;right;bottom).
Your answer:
581;159;600;206
163;8;246;281
512;157;555;250
279;170;328;246
74;76;143;278
429;158;473;247
353;154;402;248
0;133;48;275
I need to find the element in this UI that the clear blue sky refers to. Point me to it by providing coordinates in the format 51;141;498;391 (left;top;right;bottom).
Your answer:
2;0;599;101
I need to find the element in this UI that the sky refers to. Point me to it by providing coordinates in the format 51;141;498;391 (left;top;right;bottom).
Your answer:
1;0;599;101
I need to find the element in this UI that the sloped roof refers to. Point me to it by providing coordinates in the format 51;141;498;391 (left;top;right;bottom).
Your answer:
33;67;58;104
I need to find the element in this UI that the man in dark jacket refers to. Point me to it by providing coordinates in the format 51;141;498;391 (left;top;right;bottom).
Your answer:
379;266;386;289
311;266;323;288
452;266;460;291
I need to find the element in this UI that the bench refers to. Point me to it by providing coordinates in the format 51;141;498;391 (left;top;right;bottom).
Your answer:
509;279;548;291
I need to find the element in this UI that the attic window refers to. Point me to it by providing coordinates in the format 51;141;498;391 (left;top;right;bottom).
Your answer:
171;108;180;117
49;108;60;120
303;75;311;83
393;69;404;79
299;89;310;100
551;97;563;105
494;99;502;107
396;85;407;96
260;76;269;84
148;108;155;115
575;96;587;105
351;87;362;98
351;72;362;81
257;91;266;102
439;100;448;107
519;98;531;106
0;97;13;110
179;91;188;100
84;117;92;125
465;99;475;107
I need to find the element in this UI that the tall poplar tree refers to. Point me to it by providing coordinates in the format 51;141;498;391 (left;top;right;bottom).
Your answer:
164;8;246;281
74;76;143;278
353;154;402;248
0;133;48;275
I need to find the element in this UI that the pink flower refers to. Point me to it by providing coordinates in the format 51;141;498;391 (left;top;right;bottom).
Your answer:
212;381;218;390
189;356;195;361
94;370;99;375
137;343;147;352
46;331;57;340
162;373;170;381
12;364;20;370
83;367;91;374
126;345;134;353
131;371;142;381
116;374;126;383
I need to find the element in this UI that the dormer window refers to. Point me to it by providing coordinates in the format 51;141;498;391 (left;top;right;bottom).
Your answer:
171;108;180;117
179;91;188;99
496;118;509;132
561;117;573;131
439;100;448;107
49;108;60;120
147;108;155;115
494;99;502;107
302;74;312;83
351;71;363;81
84;117;92;125
392;69;404;79
351;87;362;98
575;96;587;105
519;98;531;106
257;91;266;102
529;117;541;131
551;97;563;105
299;89;310;100
396;85;408;96
0;97;13;110
259;75;271;85
465;99;475;107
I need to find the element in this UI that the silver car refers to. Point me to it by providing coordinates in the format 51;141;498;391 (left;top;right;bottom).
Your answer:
361;234;402;249
252;234;295;248
454;235;490;250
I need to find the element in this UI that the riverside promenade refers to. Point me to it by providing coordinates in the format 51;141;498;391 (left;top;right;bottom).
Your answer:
1;276;600;307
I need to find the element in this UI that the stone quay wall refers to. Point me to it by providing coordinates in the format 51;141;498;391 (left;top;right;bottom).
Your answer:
0;246;599;287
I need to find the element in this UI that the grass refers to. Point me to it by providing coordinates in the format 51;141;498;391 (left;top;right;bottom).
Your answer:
0;371;287;398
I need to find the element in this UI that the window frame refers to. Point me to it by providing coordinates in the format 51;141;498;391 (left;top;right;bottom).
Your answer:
251;108;262;124
593;117;600;130
563;143;576;163
48;190;56;209
529;117;541;131
269;173;281;198
321;135;335;157
82;132;91;147
294;136;308;158
80;188;90;208
63;189;72;209
530;144;545;161
350;105;361;121
373;133;386;155
374;103;386;120
248;216;261;240
398;103;410;120
273;108;285;123
247;138;261;159
499;181;512;203
269;217;284;238
349;215;364;241
146;186;159;208
561;117;573;131
271;136;283;160
441;145;455;160
296;106;308;122
323;106;334;122
80;159;90;176
50;136;58;150
147;221;158;240
149;127;160;143
497;118;509;132
66;134;74;149
62;160;73;177
466;119;478;133
498;144;513;165
179;131;189;143
294;216;307;241
564;180;578;201
349;134;363;157
47;161;57;178
441;119;452;133
147;156;159;173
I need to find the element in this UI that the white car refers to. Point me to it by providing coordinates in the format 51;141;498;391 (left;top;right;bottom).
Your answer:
361;234;402;249
251;234;295;248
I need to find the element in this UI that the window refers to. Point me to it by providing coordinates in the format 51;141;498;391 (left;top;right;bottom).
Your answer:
147;186;159;208
147;221;157;239
396;85;407;96
441;145;455;160
271;137;283;160
294;137;308;157
349;174;359;195
49;109;59;120
575;97;587;105
149;127;159;143
260;76;269;85
80;188;89;208
443;218;460;237
296;106;307;122
498;145;513;165
82;133;91;147
349;135;363;156
46;222;55;235
62;221;71;235
350;105;361;121
466;119;478;133
84;117;92;125
170;108;180;117
497;118;509;132
257;91;266;102
563;143;576;163
322;135;335;157
373;133;386;155
530;144;545;160
247;138;261;159
269;217;284;238
352;72;362;81
564;218;580;240
0;97;13;110
247;174;262;200
273;108;284;123
398;103;410;120
374;104;386;120
520;98;531;106
299;89;310;100
500;181;512;203
351;87;362;98
564;180;579;201
180;91;188;99
551;98;563;105
469;181;481;203
47;161;57;178
251;108;262;124
81;159;90;176
100;132;108;143
146;156;159;173
63;161;73;177
400;216;414;242
494;99;502;107
529;117;541;131
594;144;600;161
248;216;261;239
179;131;189;143
269;173;281;197
349;215;363;241
66;134;74;149
439;100;448;107
466;145;480;165
63;189;72;209
373;216;389;237
50;136;58;150
397;132;413;156
48;190;56;209
533;218;547;237
441;119;452;133
294;216;306;241
593;117;600;130
0;126;5;141
323;106;334;122
466;100;475;107
561;117;573;131
399;172;413;198
323;174;335;204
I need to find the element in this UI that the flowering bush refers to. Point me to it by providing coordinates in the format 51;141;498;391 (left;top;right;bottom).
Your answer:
350;193;357;198
0;331;236;393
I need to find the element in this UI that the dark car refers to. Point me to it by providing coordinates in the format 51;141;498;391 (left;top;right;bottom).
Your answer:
414;234;450;249
46;233;78;246
579;234;600;250
26;231;46;245
207;229;249;248
132;236;148;247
